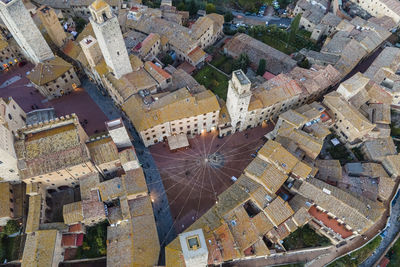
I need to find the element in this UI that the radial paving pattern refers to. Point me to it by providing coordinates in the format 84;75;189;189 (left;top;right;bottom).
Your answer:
148;125;273;237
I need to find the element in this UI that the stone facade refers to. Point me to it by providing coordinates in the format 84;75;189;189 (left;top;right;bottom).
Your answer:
0;97;26;182
79;35;103;68
140;110;219;147
31;65;81;99
0;37;24;70
349;0;400;23
0;0;54;64
89;0;132;79
226;70;252;133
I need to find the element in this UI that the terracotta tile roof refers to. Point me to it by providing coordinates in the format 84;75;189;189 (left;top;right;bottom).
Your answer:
86;136;119;165
252;212;274;235
292;207;312;226
285;129;323;159
82;194;106;224
120;68;157;96
366;81;393;104
106;221;134;267
308;205;353;238
264;197;294;226
129;54;143;71
79;172;100;200
382;154;400;177
62;234;78;247
363;138;397;161
289;65;341;94
378;176;396;201
62;40;82;61
144;61;171;83
258;140;299;175
187;46;206;65
224;206;261;252
224;33;296;75
280;109;309;128
26;195;41;233
99;177;124;201
245;157;288;195
127;15;196;54
18;120;91;179
128;196;160;266
27;56;72;86
315;160;342;182
94;59;109;77
140;33;160;55
190;16;214;39
68;223;83;233
297;178;384;233
22;230;59;267
323;91;375;134
63;201;84;225
118;147;138;166
292;161;313;179
123;88;220;132
253;76;303;108
337;72;370;100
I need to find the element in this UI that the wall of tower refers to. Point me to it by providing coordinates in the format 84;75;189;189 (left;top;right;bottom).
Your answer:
90;16;132;79
226;80;252;132
79;36;103;68
0;0;54;64
37;7;67;48
0;124;19;182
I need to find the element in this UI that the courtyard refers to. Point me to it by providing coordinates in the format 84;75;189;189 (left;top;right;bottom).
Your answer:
0;63;109;135
149;124;273;234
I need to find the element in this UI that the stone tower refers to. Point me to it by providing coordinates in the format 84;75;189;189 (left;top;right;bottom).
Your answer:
37;6;67;48
179;229;209;267
89;0;132;79
226;70;252;132
0;0;54;64
79;35;103;68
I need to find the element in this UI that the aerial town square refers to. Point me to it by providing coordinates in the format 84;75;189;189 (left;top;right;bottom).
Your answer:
3;0;400;267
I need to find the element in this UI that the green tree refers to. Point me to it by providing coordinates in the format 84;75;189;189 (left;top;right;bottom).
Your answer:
233;53;249;73
224;11;234;22
188;0;197;15
205;3;216;14
73;17;87;34
288;13;301;44
297;58;310;69
256;58;266;75
3;220;19;235
237;26;246;33
162;54;174;65
177;2;186;10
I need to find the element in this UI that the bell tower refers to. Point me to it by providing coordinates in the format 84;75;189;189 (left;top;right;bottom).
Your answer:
226;70;252;132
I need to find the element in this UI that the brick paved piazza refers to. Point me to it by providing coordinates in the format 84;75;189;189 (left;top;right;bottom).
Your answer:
149;124;273;234
0;63;109;135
